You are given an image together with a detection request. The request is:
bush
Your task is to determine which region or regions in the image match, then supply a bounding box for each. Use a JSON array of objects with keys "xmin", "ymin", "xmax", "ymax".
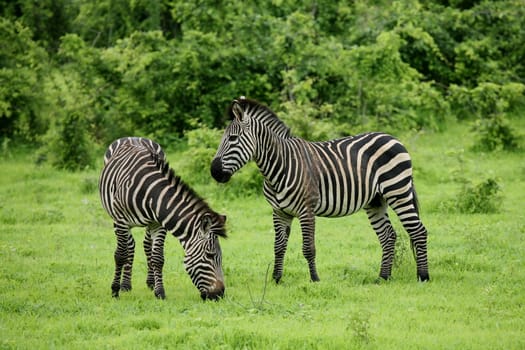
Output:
[
  {"xmin": 45, "ymin": 111, "xmax": 94, "ymax": 171},
  {"xmin": 455, "ymin": 178, "xmax": 502, "ymax": 214},
  {"xmin": 180, "ymin": 126, "xmax": 264, "ymax": 198},
  {"xmin": 177, "ymin": 126, "xmax": 223, "ymax": 184},
  {"xmin": 471, "ymin": 114, "xmax": 520, "ymax": 152}
]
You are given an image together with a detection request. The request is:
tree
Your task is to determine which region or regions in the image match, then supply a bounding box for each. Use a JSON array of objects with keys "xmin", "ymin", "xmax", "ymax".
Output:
[{"xmin": 0, "ymin": 18, "xmax": 48, "ymax": 141}]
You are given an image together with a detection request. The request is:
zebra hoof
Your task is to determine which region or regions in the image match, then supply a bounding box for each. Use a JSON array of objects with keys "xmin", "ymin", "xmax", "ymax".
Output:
[
  {"xmin": 120, "ymin": 284, "xmax": 132, "ymax": 292},
  {"xmin": 418, "ymin": 273, "xmax": 430, "ymax": 282},
  {"xmin": 111, "ymin": 282, "xmax": 120, "ymax": 297},
  {"xmin": 155, "ymin": 288, "xmax": 166, "ymax": 300},
  {"xmin": 146, "ymin": 279, "xmax": 155, "ymax": 290},
  {"xmin": 374, "ymin": 277, "xmax": 389, "ymax": 284},
  {"xmin": 310, "ymin": 274, "xmax": 320, "ymax": 282}
]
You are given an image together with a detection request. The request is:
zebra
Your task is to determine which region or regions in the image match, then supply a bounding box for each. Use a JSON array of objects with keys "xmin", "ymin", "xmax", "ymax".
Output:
[
  {"xmin": 100, "ymin": 137, "xmax": 227, "ymax": 300},
  {"xmin": 211, "ymin": 97, "xmax": 429, "ymax": 283}
]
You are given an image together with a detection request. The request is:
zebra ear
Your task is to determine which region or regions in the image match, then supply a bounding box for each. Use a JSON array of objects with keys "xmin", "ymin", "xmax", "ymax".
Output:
[
  {"xmin": 200, "ymin": 213, "xmax": 213, "ymax": 232},
  {"xmin": 232, "ymin": 99, "xmax": 248, "ymax": 123}
]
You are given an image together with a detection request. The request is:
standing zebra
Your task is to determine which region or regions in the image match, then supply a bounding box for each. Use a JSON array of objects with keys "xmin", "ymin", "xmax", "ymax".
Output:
[
  {"xmin": 100, "ymin": 137, "xmax": 227, "ymax": 300},
  {"xmin": 211, "ymin": 97, "xmax": 429, "ymax": 283}
]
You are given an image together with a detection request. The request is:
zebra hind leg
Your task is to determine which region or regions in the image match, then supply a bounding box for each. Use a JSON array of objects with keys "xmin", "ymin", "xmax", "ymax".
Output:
[
  {"xmin": 150, "ymin": 227, "xmax": 167, "ymax": 299},
  {"xmin": 365, "ymin": 202, "xmax": 397, "ymax": 281},
  {"xmin": 388, "ymin": 192, "xmax": 430, "ymax": 282},
  {"xmin": 397, "ymin": 212, "xmax": 429, "ymax": 282},
  {"xmin": 143, "ymin": 227, "xmax": 155, "ymax": 290}
]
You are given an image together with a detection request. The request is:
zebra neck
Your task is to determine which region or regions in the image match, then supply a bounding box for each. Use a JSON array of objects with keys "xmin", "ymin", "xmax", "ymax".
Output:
[{"xmin": 253, "ymin": 130, "xmax": 300, "ymax": 191}]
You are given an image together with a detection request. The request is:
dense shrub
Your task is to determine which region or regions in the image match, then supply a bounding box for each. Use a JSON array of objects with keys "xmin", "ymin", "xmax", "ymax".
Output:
[
  {"xmin": 434, "ymin": 177, "xmax": 504, "ymax": 215},
  {"xmin": 44, "ymin": 111, "xmax": 94, "ymax": 171},
  {"xmin": 455, "ymin": 178, "xmax": 503, "ymax": 214},
  {"xmin": 471, "ymin": 115, "xmax": 520, "ymax": 152}
]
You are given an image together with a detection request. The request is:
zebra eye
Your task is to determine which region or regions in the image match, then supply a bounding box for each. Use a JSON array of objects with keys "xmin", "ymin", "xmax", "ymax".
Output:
[{"xmin": 228, "ymin": 135, "xmax": 239, "ymax": 143}]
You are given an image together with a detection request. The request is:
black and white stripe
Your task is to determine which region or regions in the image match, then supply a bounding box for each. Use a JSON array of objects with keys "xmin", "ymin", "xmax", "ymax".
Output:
[
  {"xmin": 100, "ymin": 137, "xmax": 226, "ymax": 300},
  {"xmin": 211, "ymin": 98, "xmax": 429, "ymax": 283}
]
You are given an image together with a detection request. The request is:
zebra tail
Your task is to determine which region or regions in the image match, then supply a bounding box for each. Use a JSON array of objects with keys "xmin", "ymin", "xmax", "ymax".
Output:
[
  {"xmin": 410, "ymin": 177, "xmax": 420, "ymax": 260},
  {"xmin": 411, "ymin": 177, "xmax": 421, "ymax": 215}
]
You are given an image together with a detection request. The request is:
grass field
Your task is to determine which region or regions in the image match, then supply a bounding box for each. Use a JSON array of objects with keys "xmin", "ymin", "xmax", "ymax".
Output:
[{"xmin": 1, "ymin": 122, "xmax": 524, "ymax": 349}]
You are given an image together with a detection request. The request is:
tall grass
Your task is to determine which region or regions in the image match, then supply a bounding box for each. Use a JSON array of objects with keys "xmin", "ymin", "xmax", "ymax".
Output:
[{"xmin": 1, "ymin": 121, "xmax": 524, "ymax": 349}]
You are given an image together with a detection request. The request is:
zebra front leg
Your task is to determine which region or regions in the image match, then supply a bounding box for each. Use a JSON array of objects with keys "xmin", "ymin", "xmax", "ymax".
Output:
[
  {"xmin": 150, "ymin": 227, "xmax": 167, "ymax": 299},
  {"xmin": 299, "ymin": 212, "xmax": 320, "ymax": 282},
  {"xmin": 144, "ymin": 227, "xmax": 155, "ymax": 290},
  {"xmin": 112, "ymin": 224, "xmax": 133, "ymax": 297},
  {"xmin": 365, "ymin": 205, "xmax": 396, "ymax": 280},
  {"xmin": 272, "ymin": 211, "xmax": 293, "ymax": 283}
]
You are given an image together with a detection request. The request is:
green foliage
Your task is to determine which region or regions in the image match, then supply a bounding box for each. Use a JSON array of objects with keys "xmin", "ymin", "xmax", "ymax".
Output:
[
  {"xmin": 0, "ymin": 18, "xmax": 48, "ymax": 141},
  {"xmin": 471, "ymin": 114, "xmax": 520, "ymax": 152},
  {"xmin": 0, "ymin": 0, "xmax": 75, "ymax": 52},
  {"xmin": 44, "ymin": 111, "xmax": 94, "ymax": 171},
  {"xmin": 179, "ymin": 126, "xmax": 264, "ymax": 198},
  {"xmin": 448, "ymin": 82, "xmax": 523, "ymax": 151},
  {"xmin": 347, "ymin": 310, "xmax": 373, "ymax": 344},
  {"xmin": 73, "ymin": 0, "xmax": 176, "ymax": 47},
  {"xmin": 2, "ymin": 0, "xmax": 525, "ymax": 168},
  {"xmin": 455, "ymin": 178, "xmax": 503, "ymax": 214},
  {"xmin": 178, "ymin": 126, "xmax": 223, "ymax": 184},
  {"xmin": 449, "ymin": 82, "xmax": 525, "ymax": 120}
]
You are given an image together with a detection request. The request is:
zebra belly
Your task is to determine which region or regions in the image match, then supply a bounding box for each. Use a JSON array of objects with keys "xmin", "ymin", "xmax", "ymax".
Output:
[
  {"xmin": 313, "ymin": 191, "xmax": 373, "ymax": 218},
  {"xmin": 313, "ymin": 169, "xmax": 378, "ymax": 217},
  {"xmin": 263, "ymin": 182, "xmax": 374, "ymax": 218}
]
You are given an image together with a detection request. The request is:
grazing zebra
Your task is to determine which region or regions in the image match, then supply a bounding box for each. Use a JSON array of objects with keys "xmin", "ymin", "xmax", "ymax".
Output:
[
  {"xmin": 100, "ymin": 137, "xmax": 227, "ymax": 300},
  {"xmin": 211, "ymin": 97, "xmax": 429, "ymax": 283}
]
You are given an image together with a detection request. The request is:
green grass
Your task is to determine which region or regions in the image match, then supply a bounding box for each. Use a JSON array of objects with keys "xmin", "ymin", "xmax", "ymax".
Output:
[{"xmin": 1, "ymin": 122, "xmax": 524, "ymax": 349}]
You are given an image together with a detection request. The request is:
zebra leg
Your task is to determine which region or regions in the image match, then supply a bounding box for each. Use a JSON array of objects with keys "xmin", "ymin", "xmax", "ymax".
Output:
[
  {"xmin": 408, "ymin": 222, "xmax": 430, "ymax": 282},
  {"xmin": 365, "ymin": 204, "xmax": 397, "ymax": 280},
  {"xmin": 150, "ymin": 227, "xmax": 167, "ymax": 299},
  {"xmin": 143, "ymin": 227, "xmax": 155, "ymax": 290},
  {"xmin": 112, "ymin": 224, "xmax": 133, "ymax": 297},
  {"xmin": 272, "ymin": 211, "xmax": 293, "ymax": 283},
  {"xmin": 120, "ymin": 230, "xmax": 135, "ymax": 292},
  {"xmin": 299, "ymin": 212, "xmax": 320, "ymax": 282},
  {"xmin": 392, "ymin": 208, "xmax": 429, "ymax": 282},
  {"xmin": 387, "ymin": 193, "xmax": 430, "ymax": 282}
]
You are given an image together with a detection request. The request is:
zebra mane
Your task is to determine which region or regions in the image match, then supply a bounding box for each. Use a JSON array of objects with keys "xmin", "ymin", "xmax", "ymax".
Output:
[
  {"xmin": 150, "ymin": 153, "xmax": 227, "ymax": 237},
  {"xmin": 151, "ymin": 153, "xmax": 204, "ymax": 206},
  {"xmin": 229, "ymin": 97, "xmax": 292, "ymax": 138}
]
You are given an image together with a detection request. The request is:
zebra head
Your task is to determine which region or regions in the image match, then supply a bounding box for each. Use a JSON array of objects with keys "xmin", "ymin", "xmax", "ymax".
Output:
[
  {"xmin": 183, "ymin": 212, "xmax": 227, "ymax": 301},
  {"xmin": 211, "ymin": 97, "xmax": 256, "ymax": 183}
]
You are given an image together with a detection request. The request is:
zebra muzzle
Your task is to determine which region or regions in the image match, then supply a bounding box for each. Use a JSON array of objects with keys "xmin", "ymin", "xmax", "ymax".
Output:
[
  {"xmin": 210, "ymin": 158, "xmax": 232, "ymax": 183},
  {"xmin": 201, "ymin": 280, "xmax": 225, "ymax": 301}
]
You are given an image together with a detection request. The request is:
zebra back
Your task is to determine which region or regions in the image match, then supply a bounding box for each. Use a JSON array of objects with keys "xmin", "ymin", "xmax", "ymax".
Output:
[
  {"xmin": 100, "ymin": 139, "xmax": 221, "ymax": 235},
  {"xmin": 103, "ymin": 137, "xmax": 165, "ymax": 165}
]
